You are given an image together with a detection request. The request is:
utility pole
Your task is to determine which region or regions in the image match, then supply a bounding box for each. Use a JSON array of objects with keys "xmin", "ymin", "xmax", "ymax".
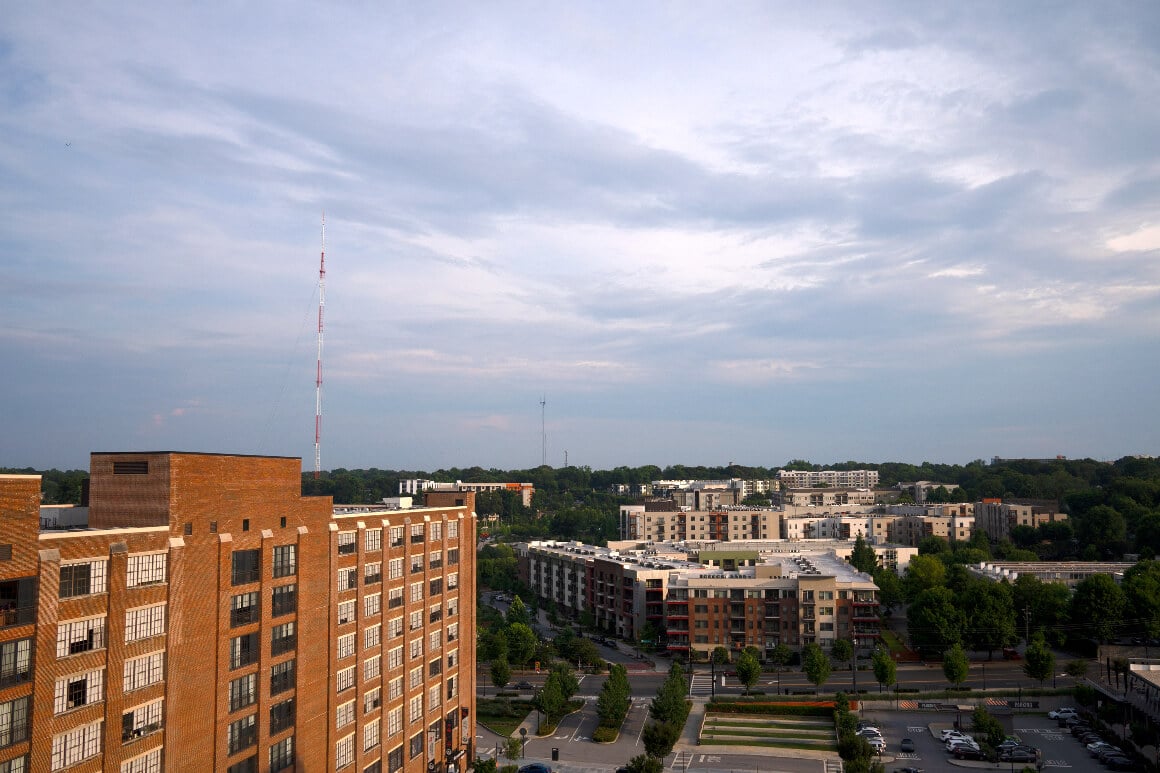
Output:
[{"xmin": 1024, "ymin": 606, "xmax": 1031, "ymax": 644}]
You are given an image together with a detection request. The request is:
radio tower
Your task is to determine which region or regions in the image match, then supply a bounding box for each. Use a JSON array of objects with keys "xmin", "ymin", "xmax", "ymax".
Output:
[
  {"xmin": 314, "ymin": 214, "xmax": 326, "ymax": 479},
  {"xmin": 540, "ymin": 396, "xmax": 547, "ymax": 467}
]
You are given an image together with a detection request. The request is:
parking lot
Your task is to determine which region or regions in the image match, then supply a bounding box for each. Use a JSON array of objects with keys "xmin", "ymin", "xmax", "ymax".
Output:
[{"xmin": 856, "ymin": 709, "xmax": 1128, "ymax": 773}]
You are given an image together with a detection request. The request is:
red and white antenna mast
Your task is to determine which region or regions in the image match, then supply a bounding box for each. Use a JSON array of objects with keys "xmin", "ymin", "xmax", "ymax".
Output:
[{"xmin": 314, "ymin": 213, "xmax": 326, "ymax": 479}]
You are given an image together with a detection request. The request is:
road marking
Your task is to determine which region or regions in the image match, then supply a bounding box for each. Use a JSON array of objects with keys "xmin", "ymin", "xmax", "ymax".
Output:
[
  {"xmin": 906, "ymin": 726, "xmax": 927, "ymax": 733},
  {"xmin": 896, "ymin": 753, "xmax": 920, "ymax": 759},
  {"xmin": 1042, "ymin": 760, "xmax": 1072, "ymax": 768}
]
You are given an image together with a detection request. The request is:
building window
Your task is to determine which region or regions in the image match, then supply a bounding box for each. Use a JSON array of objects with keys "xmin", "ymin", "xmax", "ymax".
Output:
[
  {"xmin": 339, "ymin": 567, "xmax": 358, "ymax": 591},
  {"xmin": 428, "ymin": 684, "xmax": 440, "ymax": 709},
  {"xmin": 365, "ymin": 593, "xmax": 381, "ymax": 617},
  {"xmin": 409, "ymin": 610, "xmax": 422, "ymax": 632},
  {"xmin": 366, "ymin": 529, "xmax": 382, "ymax": 552},
  {"xmin": 54, "ymin": 669, "xmax": 104, "ymax": 713},
  {"xmin": 409, "ymin": 731, "xmax": 423, "ymax": 759},
  {"xmin": 270, "ymin": 697, "xmax": 295, "ymax": 734},
  {"xmin": 126, "ymin": 554, "xmax": 167, "ymax": 587},
  {"xmin": 226, "ymin": 757, "xmax": 257, "ymax": 773},
  {"xmin": 121, "ymin": 699, "xmax": 163, "ymax": 742},
  {"xmin": 408, "ymin": 694, "xmax": 423, "ymax": 723},
  {"xmin": 59, "ymin": 560, "xmax": 107, "ymax": 598},
  {"xmin": 448, "ymin": 549, "xmax": 459, "ymax": 566},
  {"xmin": 447, "ymin": 572, "xmax": 458, "ymax": 590},
  {"xmin": 447, "ymin": 650, "xmax": 458, "ymax": 669},
  {"xmin": 389, "ymin": 527, "xmax": 404, "ymax": 548},
  {"xmin": 50, "ymin": 720, "xmax": 102, "ymax": 771},
  {"xmin": 338, "ymin": 600, "xmax": 356, "ymax": 625},
  {"xmin": 338, "ymin": 633, "xmax": 355, "ymax": 660},
  {"xmin": 388, "ymin": 588, "xmax": 403, "ymax": 610},
  {"xmin": 337, "ymin": 666, "xmax": 355, "ymax": 693},
  {"xmin": 0, "ymin": 697, "xmax": 29, "ymax": 750},
  {"xmin": 337, "ymin": 700, "xmax": 356, "ymax": 729},
  {"xmin": 123, "ymin": 651, "xmax": 164, "ymax": 692},
  {"xmin": 273, "ymin": 545, "xmax": 296, "ymax": 578},
  {"xmin": 56, "ymin": 616, "xmax": 106, "ymax": 657},
  {"xmin": 365, "ymin": 624, "xmax": 382, "ymax": 649},
  {"xmin": 409, "ymin": 582, "xmax": 423, "ymax": 603},
  {"xmin": 272, "ymin": 584, "xmax": 297, "ymax": 617},
  {"xmin": 231, "ymin": 550, "xmax": 260, "ymax": 585},
  {"xmin": 365, "ymin": 686, "xmax": 383, "ymax": 714},
  {"xmin": 429, "ymin": 631, "xmax": 441, "ymax": 652},
  {"xmin": 446, "ymin": 675, "xmax": 457, "ymax": 699},
  {"xmin": 410, "ymin": 555, "xmax": 424, "ymax": 575},
  {"xmin": 269, "ymin": 735, "xmax": 294, "ymax": 772},
  {"xmin": 231, "ymin": 592, "xmax": 260, "ymax": 627},
  {"xmin": 366, "ymin": 762, "xmax": 382, "ymax": 773},
  {"xmin": 388, "ymin": 745, "xmax": 403, "ymax": 773},
  {"xmin": 387, "ymin": 646, "xmax": 403, "ymax": 671},
  {"xmin": 388, "ymin": 676, "xmax": 402, "ymax": 700},
  {"xmin": 429, "ymin": 551, "xmax": 442, "ymax": 569},
  {"xmin": 410, "ymin": 524, "xmax": 424, "ymax": 544},
  {"xmin": 388, "ymin": 617, "xmax": 403, "ymax": 639},
  {"xmin": 125, "ymin": 604, "xmax": 166, "ymax": 642},
  {"xmin": 230, "ymin": 633, "xmax": 259, "ymax": 670},
  {"xmin": 429, "ymin": 578, "xmax": 443, "ymax": 596},
  {"xmin": 229, "ymin": 673, "xmax": 257, "ymax": 712},
  {"xmin": 338, "ymin": 532, "xmax": 357, "ymax": 555},
  {"xmin": 364, "ymin": 654, "xmax": 381, "ymax": 680},
  {"xmin": 0, "ymin": 639, "xmax": 31, "ymax": 688},
  {"xmin": 337, "ymin": 734, "xmax": 355, "ymax": 769},
  {"xmin": 428, "ymin": 657, "xmax": 442, "ymax": 678},
  {"xmin": 388, "ymin": 558, "xmax": 403, "ymax": 580},
  {"xmin": 447, "ymin": 623, "xmax": 458, "ymax": 643},
  {"xmin": 271, "ymin": 659, "xmax": 295, "ymax": 695},
  {"xmin": 121, "ymin": 748, "xmax": 162, "ymax": 773},
  {"xmin": 365, "ymin": 562, "xmax": 382, "ymax": 585},
  {"xmin": 429, "ymin": 523, "xmax": 441, "ymax": 541},
  {"xmin": 409, "ymin": 638, "xmax": 423, "ymax": 660},
  {"xmin": 227, "ymin": 714, "xmax": 257, "ymax": 755},
  {"xmin": 409, "ymin": 666, "xmax": 423, "ymax": 689},
  {"xmin": 448, "ymin": 521, "xmax": 458, "ymax": 538},
  {"xmin": 272, "ymin": 622, "xmax": 296, "ymax": 656},
  {"xmin": 429, "ymin": 604, "xmax": 442, "ymax": 624},
  {"xmin": 364, "ymin": 718, "xmax": 381, "ymax": 751}
]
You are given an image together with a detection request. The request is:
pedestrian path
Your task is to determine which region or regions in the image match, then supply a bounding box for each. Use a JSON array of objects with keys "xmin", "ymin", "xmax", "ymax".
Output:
[{"xmin": 690, "ymin": 674, "xmax": 714, "ymax": 697}]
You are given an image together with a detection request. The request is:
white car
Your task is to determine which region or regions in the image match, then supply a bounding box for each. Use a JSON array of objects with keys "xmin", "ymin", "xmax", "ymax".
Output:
[
  {"xmin": 866, "ymin": 737, "xmax": 886, "ymax": 753},
  {"xmin": 940, "ymin": 729, "xmax": 969, "ymax": 742},
  {"xmin": 857, "ymin": 727, "xmax": 883, "ymax": 737},
  {"xmin": 947, "ymin": 739, "xmax": 980, "ymax": 753},
  {"xmin": 1049, "ymin": 708, "xmax": 1078, "ymax": 720}
]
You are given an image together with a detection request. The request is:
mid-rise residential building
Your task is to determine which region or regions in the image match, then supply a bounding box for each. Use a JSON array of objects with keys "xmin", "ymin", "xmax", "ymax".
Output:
[
  {"xmin": 516, "ymin": 540, "xmax": 880, "ymax": 659},
  {"xmin": 969, "ymin": 561, "xmax": 1133, "ymax": 587},
  {"xmin": 776, "ymin": 469, "xmax": 879, "ymax": 488},
  {"xmin": 975, "ymin": 499, "xmax": 1067, "ymax": 541},
  {"xmin": 399, "ymin": 479, "xmax": 535, "ymax": 508},
  {"xmin": 619, "ymin": 507, "xmax": 780, "ymax": 542},
  {"xmin": 0, "ymin": 452, "xmax": 476, "ymax": 773}
]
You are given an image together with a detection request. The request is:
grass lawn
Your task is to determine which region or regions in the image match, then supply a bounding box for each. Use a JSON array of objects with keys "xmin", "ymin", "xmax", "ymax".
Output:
[
  {"xmin": 703, "ymin": 726, "xmax": 834, "ymax": 740},
  {"xmin": 700, "ymin": 739, "xmax": 839, "ymax": 751},
  {"xmin": 880, "ymin": 629, "xmax": 908, "ymax": 656},
  {"xmin": 477, "ymin": 698, "xmax": 534, "ymax": 737}
]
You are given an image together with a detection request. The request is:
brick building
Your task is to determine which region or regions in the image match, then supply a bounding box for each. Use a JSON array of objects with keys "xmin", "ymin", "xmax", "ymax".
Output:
[{"xmin": 0, "ymin": 452, "xmax": 476, "ymax": 773}]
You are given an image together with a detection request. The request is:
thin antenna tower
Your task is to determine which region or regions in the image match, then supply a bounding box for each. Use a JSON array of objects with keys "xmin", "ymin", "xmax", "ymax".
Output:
[
  {"xmin": 540, "ymin": 396, "xmax": 547, "ymax": 467},
  {"xmin": 314, "ymin": 213, "xmax": 326, "ymax": 479}
]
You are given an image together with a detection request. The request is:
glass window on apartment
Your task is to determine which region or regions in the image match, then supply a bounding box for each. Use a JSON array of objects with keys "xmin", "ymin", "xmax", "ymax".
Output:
[
  {"xmin": 339, "ymin": 567, "xmax": 358, "ymax": 592},
  {"xmin": 364, "ymin": 718, "xmax": 381, "ymax": 752},
  {"xmin": 410, "ymin": 555, "xmax": 423, "ymax": 575},
  {"xmin": 337, "ymin": 734, "xmax": 355, "ymax": 769},
  {"xmin": 365, "ymin": 593, "xmax": 381, "ymax": 617},
  {"xmin": 338, "ymin": 600, "xmax": 356, "ymax": 626},
  {"xmin": 337, "ymin": 633, "xmax": 355, "ymax": 660},
  {"xmin": 271, "ymin": 659, "xmax": 295, "ymax": 695},
  {"xmin": 227, "ymin": 714, "xmax": 257, "ymax": 755},
  {"xmin": 338, "ymin": 532, "xmax": 357, "ymax": 555},
  {"xmin": 429, "ymin": 522, "xmax": 442, "ymax": 541},
  {"xmin": 447, "ymin": 573, "xmax": 458, "ymax": 590},
  {"xmin": 447, "ymin": 521, "xmax": 458, "ymax": 539},
  {"xmin": 429, "ymin": 578, "xmax": 443, "ymax": 596},
  {"xmin": 53, "ymin": 669, "xmax": 104, "ymax": 714},
  {"xmin": 230, "ymin": 632, "xmax": 259, "ymax": 670},
  {"xmin": 121, "ymin": 748, "xmax": 162, "ymax": 773},
  {"xmin": 389, "ymin": 745, "xmax": 404, "ymax": 773},
  {"xmin": 56, "ymin": 617, "xmax": 106, "ymax": 657},
  {"xmin": 409, "ymin": 666, "xmax": 423, "ymax": 690},
  {"xmin": 123, "ymin": 651, "xmax": 164, "ymax": 692},
  {"xmin": 428, "ymin": 684, "xmax": 440, "ymax": 710},
  {"xmin": 387, "ymin": 647, "xmax": 403, "ymax": 671},
  {"xmin": 365, "ymin": 624, "xmax": 382, "ymax": 649},
  {"xmin": 389, "ymin": 527, "xmax": 404, "ymax": 548},
  {"xmin": 231, "ymin": 592, "xmax": 260, "ymax": 627},
  {"xmin": 428, "ymin": 631, "xmax": 441, "ymax": 652},
  {"xmin": 364, "ymin": 654, "xmax": 381, "ymax": 680},
  {"xmin": 409, "ymin": 638, "xmax": 422, "ymax": 660},
  {"xmin": 410, "ymin": 524, "xmax": 424, "ymax": 544},
  {"xmin": 446, "ymin": 674, "xmax": 457, "ymax": 700},
  {"xmin": 50, "ymin": 719, "xmax": 101, "ymax": 771},
  {"xmin": 231, "ymin": 550, "xmax": 260, "ymax": 585},
  {"xmin": 337, "ymin": 700, "xmax": 355, "ymax": 729},
  {"xmin": 388, "ymin": 558, "xmax": 403, "ymax": 580},
  {"xmin": 270, "ymin": 697, "xmax": 295, "ymax": 734},
  {"xmin": 365, "ymin": 562, "xmax": 382, "ymax": 585},
  {"xmin": 448, "ymin": 548, "xmax": 459, "ymax": 566},
  {"xmin": 272, "ymin": 584, "xmax": 297, "ymax": 617},
  {"xmin": 0, "ymin": 639, "xmax": 31, "ymax": 689},
  {"xmin": 409, "ymin": 610, "xmax": 422, "ymax": 631},
  {"xmin": 429, "ymin": 551, "xmax": 442, "ymax": 569},
  {"xmin": 125, "ymin": 605, "xmax": 166, "ymax": 643},
  {"xmin": 229, "ymin": 673, "xmax": 257, "ymax": 712},
  {"xmin": 59, "ymin": 560, "xmax": 107, "ymax": 598},
  {"xmin": 269, "ymin": 735, "xmax": 294, "ymax": 772},
  {"xmin": 126, "ymin": 553, "xmax": 167, "ymax": 587},
  {"xmin": 388, "ymin": 675, "xmax": 402, "ymax": 700},
  {"xmin": 388, "ymin": 617, "xmax": 403, "ymax": 639},
  {"xmin": 364, "ymin": 686, "xmax": 382, "ymax": 714},
  {"xmin": 272, "ymin": 545, "xmax": 296, "ymax": 578},
  {"xmin": 272, "ymin": 623, "xmax": 296, "ymax": 656},
  {"xmin": 365, "ymin": 529, "xmax": 382, "ymax": 552},
  {"xmin": 447, "ymin": 650, "xmax": 457, "ymax": 669},
  {"xmin": 409, "ymin": 582, "xmax": 423, "ymax": 603},
  {"xmin": 121, "ymin": 699, "xmax": 163, "ymax": 742},
  {"xmin": 337, "ymin": 666, "xmax": 355, "ymax": 693}
]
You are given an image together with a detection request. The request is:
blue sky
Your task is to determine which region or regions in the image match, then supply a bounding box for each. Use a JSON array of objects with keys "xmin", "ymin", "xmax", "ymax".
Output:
[{"xmin": 2, "ymin": 3, "xmax": 1158, "ymax": 472}]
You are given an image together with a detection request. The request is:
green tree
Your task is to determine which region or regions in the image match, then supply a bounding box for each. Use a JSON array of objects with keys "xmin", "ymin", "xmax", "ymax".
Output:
[
  {"xmin": 649, "ymin": 664, "xmax": 689, "ymax": 725},
  {"xmin": 504, "ymin": 623, "xmax": 538, "ymax": 666},
  {"xmin": 971, "ymin": 705, "xmax": 1005, "ymax": 748},
  {"xmin": 1023, "ymin": 632, "xmax": 1055, "ymax": 687},
  {"xmin": 506, "ymin": 596, "xmax": 532, "ymax": 628},
  {"xmin": 942, "ymin": 643, "xmax": 969, "ymax": 688},
  {"xmin": 641, "ymin": 721, "xmax": 680, "ymax": 758},
  {"xmin": 475, "ymin": 758, "xmax": 498, "ymax": 773},
  {"xmin": 479, "ymin": 629, "xmax": 509, "ymax": 662},
  {"xmin": 802, "ymin": 643, "xmax": 831, "ymax": 691},
  {"xmin": 831, "ymin": 638, "xmax": 855, "ymax": 692},
  {"xmin": 533, "ymin": 676, "xmax": 566, "ymax": 726},
  {"xmin": 917, "ymin": 536, "xmax": 949, "ymax": 555},
  {"xmin": 849, "ymin": 535, "xmax": 878, "ymax": 574},
  {"xmin": 596, "ymin": 664, "xmax": 631, "ymax": 728},
  {"xmin": 1070, "ymin": 574, "xmax": 1127, "ymax": 642},
  {"xmin": 907, "ymin": 587, "xmax": 964, "ymax": 657},
  {"xmin": 548, "ymin": 662, "xmax": 579, "ymax": 701},
  {"xmin": 1076, "ymin": 504, "xmax": 1127, "ymax": 555},
  {"xmin": 1065, "ymin": 659, "xmax": 1089, "ymax": 682},
  {"xmin": 711, "ymin": 646, "xmax": 730, "ymax": 666},
  {"xmin": 769, "ymin": 643, "xmax": 792, "ymax": 695},
  {"xmin": 504, "ymin": 737, "xmax": 523, "ymax": 761},
  {"xmin": 735, "ymin": 650, "xmax": 761, "ymax": 696},
  {"xmin": 871, "ymin": 567, "xmax": 903, "ymax": 611},
  {"xmin": 573, "ymin": 638, "xmax": 602, "ymax": 667},
  {"xmin": 872, "ymin": 647, "xmax": 897, "ymax": 694},
  {"xmin": 961, "ymin": 580, "xmax": 1016, "ymax": 658},
  {"xmin": 490, "ymin": 658, "xmax": 511, "ymax": 692},
  {"xmin": 1122, "ymin": 560, "xmax": 1160, "ymax": 640},
  {"xmin": 626, "ymin": 754, "xmax": 663, "ymax": 773},
  {"xmin": 903, "ymin": 555, "xmax": 947, "ymax": 601}
]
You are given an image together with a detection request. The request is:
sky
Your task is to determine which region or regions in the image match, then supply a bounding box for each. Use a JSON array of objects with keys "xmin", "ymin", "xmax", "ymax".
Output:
[{"xmin": 2, "ymin": 3, "xmax": 1159, "ymax": 473}]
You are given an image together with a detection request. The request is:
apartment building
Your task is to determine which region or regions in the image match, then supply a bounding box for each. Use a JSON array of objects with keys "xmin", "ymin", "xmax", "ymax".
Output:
[
  {"xmin": 398, "ymin": 480, "xmax": 534, "ymax": 508},
  {"xmin": 778, "ymin": 488, "xmax": 879, "ymax": 508},
  {"xmin": 618, "ymin": 507, "xmax": 780, "ymax": 542},
  {"xmin": 975, "ymin": 499, "xmax": 1067, "ymax": 541},
  {"xmin": 0, "ymin": 452, "xmax": 476, "ymax": 773},
  {"xmin": 516, "ymin": 541, "xmax": 880, "ymax": 659},
  {"xmin": 776, "ymin": 470, "xmax": 879, "ymax": 488}
]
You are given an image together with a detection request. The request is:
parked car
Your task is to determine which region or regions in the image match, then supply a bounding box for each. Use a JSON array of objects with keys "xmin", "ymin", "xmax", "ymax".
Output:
[
  {"xmin": 1000, "ymin": 749, "xmax": 1038, "ymax": 763},
  {"xmin": 866, "ymin": 737, "xmax": 886, "ymax": 754},
  {"xmin": 1104, "ymin": 755, "xmax": 1135, "ymax": 770},
  {"xmin": 1079, "ymin": 732, "xmax": 1103, "ymax": 745},
  {"xmin": 900, "ymin": 739, "xmax": 915, "ymax": 753},
  {"xmin": 1049, "ymin": 707, "xmax": 1078, "ymax": 720},
  {"xmin": 1089, "ymin": 742, "xmax": 1118, "ymax": 756},
  {"xmin": 941, "ymin": 729, "xmax": 969, "ymax": 741},
  {"xmin": 1098, "ymin": 748, "xmax": 1127, "ymax": 763},
  {"xmin": 519, "ymin": 765, "xmax": 552, "ymax": 773},
  {"xmin": 894, "ymin": 768, "xmax": 924, "ymax": 773},
  {"xmin": 857, "ymin": 727, "xmax": 883, "ymax": 737},
  {"xmin": 947, "ymin": 740, "xmax": 980, "ymax": 754},
  {"xmin": 515, "ymin": 681, "xmax": 534, "ymax": 691},
  {"xmin": 953, "ymin": 747, "xmax": 985, "ymax": 761}
]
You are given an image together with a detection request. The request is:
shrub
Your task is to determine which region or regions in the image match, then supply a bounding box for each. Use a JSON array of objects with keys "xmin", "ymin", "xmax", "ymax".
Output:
[{"xmin": 592, "ymin": 726, "xmax": 618, "ymax": 743}]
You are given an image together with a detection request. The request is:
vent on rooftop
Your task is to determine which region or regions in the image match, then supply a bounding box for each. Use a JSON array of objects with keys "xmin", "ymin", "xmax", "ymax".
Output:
[{"xmin": 113, "ymin": 461, "xmax": 149, "ymax": 475}]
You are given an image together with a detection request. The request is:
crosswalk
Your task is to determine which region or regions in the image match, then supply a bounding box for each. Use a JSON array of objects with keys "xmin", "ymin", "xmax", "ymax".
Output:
[
  {"xmin": 823, "ymin": 758, "xmax": 844, "ymax": 773},
  {"xmin": 671, "ymin": 751, "xmax": 693, "ymax": 771},
  {"xmin": 689, "ymin": 674, "xmax": 714, "ymax": 696}
]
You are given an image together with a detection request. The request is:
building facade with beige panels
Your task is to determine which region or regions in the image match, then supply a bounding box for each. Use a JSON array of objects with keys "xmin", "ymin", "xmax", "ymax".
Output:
[
  {"xmin": 0, "ymin": 452, "xmax": 476, "ymax": 773},
  {"xmin": 618, "ymin": 508, "xmax": 780, "ymax": 542}
]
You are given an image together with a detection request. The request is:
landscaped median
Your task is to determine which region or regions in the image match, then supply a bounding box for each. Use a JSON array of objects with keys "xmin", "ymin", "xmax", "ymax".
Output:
[{"xmin": 700, "ymin": 701, "xmax": 840, "ymax": 752}]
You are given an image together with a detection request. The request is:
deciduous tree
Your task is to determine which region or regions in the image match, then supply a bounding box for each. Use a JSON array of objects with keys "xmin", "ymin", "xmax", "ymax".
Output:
[
  {"xmin": 1023, "ymin": 632, "xmax": 1055, "ymax": 687},
  {"xmin": 802, "ymin": 643, "xmax": 831, "ymax": 691},
  {"xmin": 736, "ymin": 650, "xmax": 761, "ymax": 696},
  {"xmin": 942, "ymin": 643, "xmax": 969, "ymax": 688}
]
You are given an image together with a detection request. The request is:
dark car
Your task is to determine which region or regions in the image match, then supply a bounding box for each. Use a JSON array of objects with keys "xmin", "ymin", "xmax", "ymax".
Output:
[
  {"xmin": 1000, "ymin": 749, "xmax": 1037, "ymax": 763},
  {"xmin": 953, "ymin": 747, "xmax": 985, "ymax": 760},
  {"xmin": 1104, "ymin": 756, "xmax": 1135, "ymax": 771},
  {"xmin": 894, "ymin": 768, "xmax": 924, "ymax": 773},
  {"xmin": 1071, "ymin": 724, "xmax": 1094, "ymax": 737},
  {"xmin": 900, "ymin": 739, "xmax": 915, "ymax": 753},
  {"xmin": 1079, "ymin": 733, "xmax": 1103, "ymax": 745},
  {"xmin": 1097, "ymin": 748, "xmax": 1127, "ymax": 764},
  {"xmin": 515, "ymin": 681, "xmax": 534, "ymax": 691},
  {"xmin": 519, "ymin": 765, "xmax": 551, "ymax": 773}
]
